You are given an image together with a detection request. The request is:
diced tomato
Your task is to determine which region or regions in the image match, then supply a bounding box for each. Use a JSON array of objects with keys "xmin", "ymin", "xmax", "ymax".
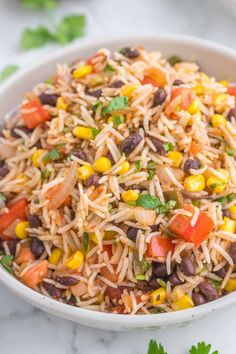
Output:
[
  {"xmin": 20, "ymin": 260, "xmax": 48, "ymax": 288},
  {"xmin": 146, "ymin": 236, "xmax": 174, "ymax": 259},
  {"xmin": 190, "ymin": 141, "xmax": 203, "ymax": 156},
  {"xmin": 142, "ymin": 67, "xmax": 167, "ymax": 88},
  {"xmin": 105, "ymin": 286, "xmax": 123, "ymax": 303},
  {"xmin": 170, "ymin": 87, "xmax": 193, "ymax": 110},
  {"xmin": 170, "ymin": 205, "xmax": 214, "ymax": 247},
  {"xmin": 15, "ymin": 246, "xmax": 35, "ymax": 265},
  {"xmin": 21, "ymin": 100, "xmax": 50, "ymax": 129},
  {"xmin": 0, "ymin": 199, "xmax": 28, "ymax": 239},
  {"xmin": 227, "ymin": 86, "xmax": 236, "ymax": 97},
  {"xmin": 102, "ymin": 244, "xmax": 113, "ymax": 258},
  {"xmin": 111, "ymin": 305, "xmax": 125, "ymax": 314}
]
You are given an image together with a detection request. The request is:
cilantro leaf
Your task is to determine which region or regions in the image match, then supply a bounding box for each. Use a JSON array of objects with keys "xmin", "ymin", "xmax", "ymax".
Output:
[
  {"xmin": 136, "ymin": 274, "xmax": 146, "ymax": 280},
  {"xmin": 55, "ymin": 15, "xmax": 86, "ymax": 44},
  {"xmin": 104, "ymin": 63, "xmax": 116, "ymax": 73},
  {"xmin": 163, "ymin": 142, "xmax": 173, "ymax": 152},
  {"xmin": 216, "ymin": 193, "xmax": 235, "ymax": 206},
  {"xmin": 102, "ymin": 96, "xmax": 129, "ymax": 115},
  {"xmin": 189, "ymin": 342, "xmax": 219, "ymax": 354},
  {"xmin": 168, "ymin": 55, "xmax": 182, "ymax": 66},
  {"xmin": 20, "ymin": 0, "xmax": 58, "ymax": 10},
  {"xmin": 156, "ymin": 200, "xmax": 176, "ymax": 214},
  {"xmin": 149, "ymin": 169, "xmax": 155, "ymax": 180},
  {"xmin": 137, "ymin": 194, "xmax": 162, "ymax": 209},
  {"xmin": 21, "ymin": 26, "xmax": 54, "ymax": 50},
  {"xmin": 92, "ymin": 128, "xmax": 100, "ymax": 138},
  {"xmin": 192, "ymin": 200, "xmax": 201, "ymax": 207},
  {"xmin": 41, "ymin": 169, "xmax": 51, "ymax": 180},
  {"xmin": 211, "ymin": 280, "xmax": 222, "ymax": 289},
  {"xmin": 134, "ymin": 160, "xmax": 141, "ymax": 172},
  {"xmin": 82, "ymin": 233, "xmax": 89, "ymax": 252},
  {"xmin": 147, "ymin": 161, "xmax": 156, "ymax": 170},
  {"xmin": 113, "ymin": 115, "xmax": 124, "ymax": 126},
  {"xmin": 0, "ymin": 65, "xmax": 19, "ymax": 82},
  {"xmin": 43, "ymin": 148, "xmax": 61, "ymax": 162},
  {"xmin": 139, "ymin": 259, "xmax": 150, "ymax": 272},
  {"xmin": 0, "ymin": 255, "xmax": 14, "ymax": 274},
  {"xmin": 148, "ymin": 340, "xmax": 167, "ymax": 354}
]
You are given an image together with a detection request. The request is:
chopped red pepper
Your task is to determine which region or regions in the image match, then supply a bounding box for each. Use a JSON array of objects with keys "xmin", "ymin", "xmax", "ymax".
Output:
[
  {"xmin": 146, "ymin": 236, "xmax": 174, "ymax": 259},
  {"xmin": 170, "ymin": 205, "xmax": 214, "ymax": 247},
  {"xmin": 102, "ymin": 244, "xmax": 113, "ymax": 258},
  {"xmin": 0, "ymin": 198, "xmax": 28, "ymax": 239},
  {"xmin": 170, "ymin": 87, "xmax": 193, "ymax": 110},
  {"xmin": 227, "ymin": 86, "xmax": 236, "ymax": 97},
  {"xmin": 21, "ymin": 100, "xmax": 50, "ymax": 129},
  {"xmin": 142, "ymin": 67, "xmax": 167, "ymax": 88}
]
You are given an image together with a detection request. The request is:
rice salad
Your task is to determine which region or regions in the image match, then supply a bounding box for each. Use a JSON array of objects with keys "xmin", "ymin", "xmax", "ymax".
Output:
[{"xmin": 1, "ymin": 46, "xmax": 236, "ymax": 315}]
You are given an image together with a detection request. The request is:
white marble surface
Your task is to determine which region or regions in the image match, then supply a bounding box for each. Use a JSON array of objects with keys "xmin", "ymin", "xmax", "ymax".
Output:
[{"xmin": 1, "ymin": 0, "xmax": 236, "ymax": 353}]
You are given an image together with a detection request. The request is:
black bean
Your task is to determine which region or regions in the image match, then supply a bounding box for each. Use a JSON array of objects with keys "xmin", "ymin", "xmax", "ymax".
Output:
[
  {"xmin": 227, "ymin": 108, "xmax": 236, "ymax": 122},
  {"xmin": 66, "ymin": 295, "xmax": 77, "ymax": 306},
  {"xmin": 85, "ymin": 174, "xmax": 100, "ymax": 188},
  {"xmin": 121, "ymin": 133, "xmax": 142, "ymax": 155},
  {"xmin": 7, "ymin": 239, "xmax": 19, "ymax": 256},
  {"xmin": 222, "ymin": 210, "xmax": 230, "ymax": 218},
  {"xmin": 84, "ymin": 87, "xmax": 102, "ymax": 98},
  {"xmin": 39, "ymin": 93, "xmax": 59, "ymax": 107},
  {"xmin": 28, "ymin": 214, "xmax": 42, "ymax": 228},
  {"xmin": 0, "ymin": 166, "xmax": 9, "ymax": 179},
  {"xmin": 34, "ymin": 140, "xmax": 42, "ymax": 149},
  {"xmin": 199, "ymin": 281, "xmax": 218, "ymax": 301},
  {"xmin": 10, "ymin": 125, "xmax": 32, "ymax": 138},
  {"xmin": 0, "ymin": 160, "xmax": 4, "ymax": 167},
  {"xmin": 153, "ymin": 88, "xmax": 167, "ymax": 107},
  {"xmin": 43, "ymin": 282, "xmax": 63, "ymax": 299},
  {"xmin": 168, "ymin": 272, "xmax": 183, "ymax": 286},
  {"xmin": 136, "ymin": 280, "xmax": 159, "ymax": 292},
  {"xmin": 180, "ymin": 256, "xmax": 196, "ymax": 276},
  {"xmin": 229, "ymin": 242, "xmax": 236, "ymax": 264},
  {"xmin": 120, "ymin": 47, "xmax": 140, "ymax": 59},
  {"xmin": 215, "ymin": 265, "xmax": 228, "ymax": 279},
  {"xmin": 130, "ymin": 184, "xmax": 147, "ymax": 192},
  {"xmin": 70, "ymin": 149, "xmax": 88, "ymax": 161},
  {"xmin": 173, "ymin": 79, "xmax": 184, "ymax": 86},
  {"xmin": 30, "ymin": 238, "xmax": 45, "ymax": 259},
  {"xmin": 183, "ymin": 158, "xmax": 201, "ymax": 174},
  {"xmin": 150, "ymin": 224, "xmax": 160, "ymax": 232},
  {"xmin": 152, "ymin": 262, "xmax": 168, "ymax": 278},
  {"xmin": 149, "ymin": 136, "xmax": 166, "ymax": 155},
  {"xmin": 105, "ymin": 286, "xmax": 123, "ymax": 303},
  {"xmin": 106, "ymin": 152, "xmax": 115, "ymax": 164},
  {"xmin": 55, "ymin": 276, "xmax": 79, "ymax": 286},
  {"xmin": 109, "ymin": 80, "xmax": 124, "ymax": 88},
  {"xmin": 192, "ymin": 292, "xmax": 206, "ymax": 306},
  {"xmin": 127, "ymin": 227, "xmax": 139, "ymax": 241},
  {"xmin": 0, "ymin": 240, "xmax": 3, "ymax": 251}
]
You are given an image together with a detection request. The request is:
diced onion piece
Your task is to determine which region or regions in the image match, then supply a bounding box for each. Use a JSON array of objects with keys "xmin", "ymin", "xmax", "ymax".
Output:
[{"xmin": 134, "ymin": 207, "xmax": 156, "ymax": 226}]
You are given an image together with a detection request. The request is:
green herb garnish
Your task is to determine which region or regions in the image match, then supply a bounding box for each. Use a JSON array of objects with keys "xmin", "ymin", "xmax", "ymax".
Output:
[
  {"xmin": 136, "ymin": 274, "xmax": 146, "ymax": 281},
  {"xmin": 168, "ymin": 55, "xmax": 182, "ymax": 66},
  {"xmin": 0, "ymin": 65, "xmax": 19, "ymax": 82},
  {"xmin": 147, "ymin": 161, "xmax": 156, "ymax": 170},
  {"xmin": 134, "ymin": 160, "xmax": 141, "ymax": 172},
  {"xmin": 163, "ymin": 142, "xmax": 173, "ymax": 152},
  {"xmin": 92, "ymin": 127, "xmax": 100, "ymax": 138},
  {"xmin": 157, "ymin": 279, "xmax": 167, "ymax": 288},
  {"xmin": 102, "ymin": 96, "xmax": 129, "ymax": 115},
  {"xmin": 148, "ymin": 340, "xmax": 167, "ymax": 354},
  {"xmin": 0, "ymin": 194, "xmax": 6, "ymax": 202},
  {"xmin": 192, "ymin": 200, "xmax": 201, "ymax": 207},
  {"xmin": 45, "ymin": 77, "xmax": 55, "ymax": 85},
  {"xmin": 21, "ymin": 26, "xmax": 54, "ymax": 50},
  {"xmin": 211, "ymin": 280, "xmax": 222, "ymax": 289},
  {"xmin": 216, "ymin": 193, "xmax": 235, "ymax": 205},
  {"xmin": 103, "ymin": 63, "xmax": 116, "ymax": 73},
  {"xmin": 20, "ymin": 0, "xmax": 58, "ymax": 10},
  {"xmin": 43, "ymin": 148, "xmax": 61, "ymax": 162},
  {"xmin": 148, "ymin": 169, "xmax": 155, "ymax": 180},
  {"xmin": 139, "ymin": 259, "xmax": 150, "ymax": 273},
  {"xmin": 136, "ymin": 194, "xmax": 162, "ymax": 209},
  {"xmin": 41, "ymin": 169, "xmax": 51, "ymax": 180},
  {"xmin": 82, "ymin": 233, "xmax": 89, "ymax": 252},
  {"xmin": 155, "ymin": 200, "xmax": 176, "ymax": 214},
  {"xmin": 113, "ymin": 115, "xmax": 124, "ymax": 126},
  {"xmin": 210, "ymin": 182, "xmax": 225, "ymax": 190},
  {"xmin": 92, "ymin": 101, "xmax": 103, "ymax": 113},
  {"xmin": 119, "ymin": 48, "xmax": 126, "ymax": 55},
  {"xmin": 189, "ymin": 342, "xmax": 219, "ymax": 354},
  {"xmin": 0, "ymin": 255, "xmax": 13, "ymax": 274}
]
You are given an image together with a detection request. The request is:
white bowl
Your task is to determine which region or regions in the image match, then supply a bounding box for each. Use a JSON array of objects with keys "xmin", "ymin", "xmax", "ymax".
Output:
[{"xmin": 1, "ymin": 35, "xmax": 236, "ymax": 331}]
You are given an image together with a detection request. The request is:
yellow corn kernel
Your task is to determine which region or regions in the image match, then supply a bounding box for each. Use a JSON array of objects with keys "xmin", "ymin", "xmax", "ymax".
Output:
[
  {"xmin": 187, "ymin": 100, "xmax": 200, "ymax": 115},
  {"xmin": 93, "ymin": 157, "xmax": 112, "ymax": 173},
  {"xmin": 206, "ymin": 169, "xmax": 229, "ymax": 193},
  {"xmin": 66, "ymin": 250, "xmax": 84, "ymax": 270},
  {"xmin": 89, "ymin": 232, "xmax": 105, "ymax": 244},
  {"xmin": 73, "ymin": 65, "xmax": 93, "ymax": 79},
  {"xmin": 120, "ymin": 84, "xmax": 138, "ymax": 98},
  {"xmin": 107, "ymin": 116, "xmax": 113, "ymax": 124},
  {"xmin": 167, "ymin": 151, "xmax": 183, "ymax": 168},
  {"xmin": 73, "ymin": 126, "xmax": 93, "ymax": 140},
  {"xmin": 104, "ymin": 231, "xmax": 117, "ymax": 240},
  {"xmin": 229, "ymin": 205, "xmax": 236, "ymax": 221},
  {"xmin": 193, "ymin": 84, "xmax": 205, "ymax": 95},
  {"xmin": 118, "ymin": 160, "xmax": 130, "ymax": 175},
  {"xmin": 171, "ymin": 295, "xmax": 194, "ymax": 311},
  {"xmin": 32, "ymin": 149, "xmax": 47, "ymax": 167},
  {"xmin": 56, "ymin": 97, "xmax": 68, "ymax": 111},
  {"xmin": 95, "ymin": 292, "xmax": 105, "ymax": 304},
  {"xmin": 220, "ymin": 217, "xmax": 236, "ymax": 233},
  {"xmin": 214, "ymin": 93, "xmax": 228, "ymax": 106},
  {"xmin": 16, "ymin": 173, "xmax": 29, "ymax": 184},
  {"xmin": 150, "ymin": 288, "xmax": 167, "ymax": 306},
  {"xmin": 211, "ymin": 114, "xmax": 227, "ymax": 128},
  {"xmin": 225, "ymin": 278, "xmax": 236, "ymax": 292},
  {"xmin": 121, "ymin": 190, "xmax": 139, "ymax": 203},
  {"xmin": 77, "ymin": 165, "xmax": 94, "ymax": 181},
  {"xmin": 170, "ymin": 286, "xmax": 185, "ymax": 302},
  {"xmin": 184, "ymin": 174, "xmax": 205, "ymax": 192},
  {"xmin": 15, "ymin": 221, "xmax": 29, "ymax": 239},
  {"xmin": 219, "ymin": 80, "xmax": 229, "ymax": 87},
  {"xmin": 49, "ymin": 248, "xmax": 62, "ymax": 265}
]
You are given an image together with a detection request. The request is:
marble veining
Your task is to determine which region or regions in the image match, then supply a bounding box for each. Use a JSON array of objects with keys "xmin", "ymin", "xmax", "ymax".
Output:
[{"xmin": 1, "ymin": 0, "xmax": 236, "ymax": 353}]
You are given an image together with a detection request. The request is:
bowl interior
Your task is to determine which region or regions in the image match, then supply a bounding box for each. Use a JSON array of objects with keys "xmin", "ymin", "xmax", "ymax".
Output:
[{"xmin": 1, "ymin": 35, "xmax": 236, "ymax": 330}]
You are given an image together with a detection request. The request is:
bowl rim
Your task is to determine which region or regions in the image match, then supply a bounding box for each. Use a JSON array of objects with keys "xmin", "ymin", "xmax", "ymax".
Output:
[{"xmin": 1, "ymin": 34, "xmax": 236, "ymax": 327}]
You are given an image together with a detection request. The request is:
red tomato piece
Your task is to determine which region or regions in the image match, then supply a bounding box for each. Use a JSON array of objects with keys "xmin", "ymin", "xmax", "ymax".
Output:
[
  {"xmin": 146, "ymin": 236, "xmax": 174, "ymax": 259},
  {"xmin": 21, "ymin": 100, "xmax": 50, "ymax": 129},
  {"xmin": 142, "ymin": 67, "xmax": 167, "ymax": 88},
  {"xmin": 0, "ymin": 199, "xmax": 28, "ymax": 239},
  {"xmin": 227, "ymin": 86, "xmax": 236, "ymax": 97},
  {"xmin": 171, "ymin": 87, "xmax": 193, "ymax": 110}
]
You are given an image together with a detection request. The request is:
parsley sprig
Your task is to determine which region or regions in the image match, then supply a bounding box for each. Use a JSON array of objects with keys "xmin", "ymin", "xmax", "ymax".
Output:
[
  {"xmin": 135, "ymin": 193, "xmax": 176, "ymax": 214},
  {"xmin": 147, "ymin": 340, "xmax": 219, "ymax": 354},
  {"xmin": 0, "ymin": 255, "xmax": 14, "ymax": 274}
]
